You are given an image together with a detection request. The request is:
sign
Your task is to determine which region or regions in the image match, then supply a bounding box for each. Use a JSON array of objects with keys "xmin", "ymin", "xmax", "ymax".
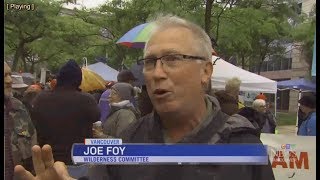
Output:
[
  {"xmin": 72, "ymin": 140, "xmax": 268, "ymax": 165},
  {"xmin": 260, "ymin": 133, "xmax": 316, "ymax": 180}
]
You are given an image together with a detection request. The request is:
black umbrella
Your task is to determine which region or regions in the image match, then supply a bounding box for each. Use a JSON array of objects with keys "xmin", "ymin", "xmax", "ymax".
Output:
[{"xmin": 130, "ymin": 63, "xmax": 144, "ymax": 87}]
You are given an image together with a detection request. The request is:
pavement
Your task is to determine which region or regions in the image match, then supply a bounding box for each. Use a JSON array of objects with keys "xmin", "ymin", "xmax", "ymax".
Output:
[{"xmin": 276, "ymin": 125, "xmax": 296, "ymax": 135}]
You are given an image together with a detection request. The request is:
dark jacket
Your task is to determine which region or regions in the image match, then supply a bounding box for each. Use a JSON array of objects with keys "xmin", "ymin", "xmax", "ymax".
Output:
[
  {"xmin": 238, "ymin": 107, "xmax": 266, "ymax": 137},
  {"xmin": 213, "ymin": 90, "xmax": 239, "ymax": 115},
  {"xmin": 85, "ymin": 96, "xmax": 274, "ymax": 180},
  {"xmin": 32, "ymin": 88, "xmax": 100, "ymax": 165},
  {"xmin": 238, "ymin": 107, "xmax": 277, "ymax": 135},
  {"xmin": 262, "ymin": 110, "xmax": 277, "ymax": 134}
]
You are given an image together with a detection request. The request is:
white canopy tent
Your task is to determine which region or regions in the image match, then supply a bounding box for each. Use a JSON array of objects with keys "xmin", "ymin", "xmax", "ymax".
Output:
[
  {"xmin": 87, "ymin": 62, "xmax": 119, "ymax": 81},
  {"xmin": 211, "ymin": 56, "xmax": 277, "ymax": 93},
  {"xmin": 211, "ymin": 56, "xmax": 278, "ymax": 115}
]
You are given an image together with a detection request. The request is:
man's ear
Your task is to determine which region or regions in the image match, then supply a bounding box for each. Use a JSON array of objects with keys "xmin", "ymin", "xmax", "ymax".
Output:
[{"xmin": 201, "ymin": 61, "xmax": 213, "ymax": 84}]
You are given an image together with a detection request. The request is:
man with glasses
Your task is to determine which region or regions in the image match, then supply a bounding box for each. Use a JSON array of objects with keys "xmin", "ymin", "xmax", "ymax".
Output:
[{"xmin": 14, "ymin": 15, "xmax": 274, "ymax": 180}]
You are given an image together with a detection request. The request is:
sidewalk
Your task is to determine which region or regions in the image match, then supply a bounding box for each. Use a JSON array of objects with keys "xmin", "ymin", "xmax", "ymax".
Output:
[{"xmin": 276, "ymin": 125, "xmax": 296, "ymax": 135}]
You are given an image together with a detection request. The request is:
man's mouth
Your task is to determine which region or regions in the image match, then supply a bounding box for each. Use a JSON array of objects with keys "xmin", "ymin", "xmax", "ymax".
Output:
[{"xmin": 153, "ymin": 89, "xmax": 171, "ymax": 98}]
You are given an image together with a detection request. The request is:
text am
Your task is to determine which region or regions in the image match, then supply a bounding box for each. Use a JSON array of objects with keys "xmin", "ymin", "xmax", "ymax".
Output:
[{"xmin": 271, "ymin": 151, "xmax": 309, "ymax": 169}]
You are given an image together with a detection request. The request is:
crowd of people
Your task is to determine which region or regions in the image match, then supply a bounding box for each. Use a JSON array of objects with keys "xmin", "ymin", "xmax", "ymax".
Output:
[{"xmin": 4, "ymin": 14, "xmax": 316, "ymax": 180}]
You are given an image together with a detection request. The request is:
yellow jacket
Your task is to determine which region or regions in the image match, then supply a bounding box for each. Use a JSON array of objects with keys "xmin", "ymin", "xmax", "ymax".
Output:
[{"xmin": 238, "ymin": 102, "xmax": 245, "ymax": 109}]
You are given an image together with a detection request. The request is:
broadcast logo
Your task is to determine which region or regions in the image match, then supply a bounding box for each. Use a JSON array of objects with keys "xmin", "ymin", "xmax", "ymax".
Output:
[{"xmin": 280, "ymin": 144, "xmax": 296, "ymax": 151}]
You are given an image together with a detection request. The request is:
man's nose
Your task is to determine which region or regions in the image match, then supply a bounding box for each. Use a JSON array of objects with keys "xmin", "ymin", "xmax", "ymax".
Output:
[{"xmin": 152, "ymin": 60, "xmax": 167, "ymax": 79}]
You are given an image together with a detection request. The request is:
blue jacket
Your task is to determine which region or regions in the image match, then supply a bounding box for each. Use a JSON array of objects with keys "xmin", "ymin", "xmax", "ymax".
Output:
[{"xmin": 298, "ymin": 112, "xmax": 316, "ymax": 136}]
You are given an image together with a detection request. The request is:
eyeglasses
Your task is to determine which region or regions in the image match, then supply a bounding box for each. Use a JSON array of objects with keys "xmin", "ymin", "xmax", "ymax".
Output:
[{"xmin": 137, "ymin": 54, "xmax": 207, "ymax": 71}]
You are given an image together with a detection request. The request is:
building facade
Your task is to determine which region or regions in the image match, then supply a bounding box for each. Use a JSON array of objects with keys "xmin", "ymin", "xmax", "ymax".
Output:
[{"xmin": 256, "ymin": 0, "xmax": 316, "ymax": 113}]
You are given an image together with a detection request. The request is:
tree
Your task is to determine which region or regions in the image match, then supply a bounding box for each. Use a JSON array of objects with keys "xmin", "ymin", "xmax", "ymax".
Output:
[
  {"xmin": 291, "ymin": 4, "xmax": 316, "ymax": 68},
  {"xmin": 4, "ymin": 0, "xmax": 62, "ymax": 71},
  {"xmin": 5, "ymin": 0, "xmax": 109, "ymax": 72},
  {"xmin": 29, "ymin": 14, "xmax": 108, "ymax": 71},
  {"xmin": 216, "ymin": 0, "xmax": 298, "ymax": 73}
]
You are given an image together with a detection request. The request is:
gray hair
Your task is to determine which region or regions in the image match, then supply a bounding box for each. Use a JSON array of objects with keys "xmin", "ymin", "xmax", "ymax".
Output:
[
  {"xmin": 225, "ymin": 77, "xmax": 241, "ymax": 93},
  {"xmin": 252, "ymin": 99, "xmax": 266, "ymax": 111},
  {"xmin": 144, "ymin": 14, "xmax": 212, "ymax": 61}
]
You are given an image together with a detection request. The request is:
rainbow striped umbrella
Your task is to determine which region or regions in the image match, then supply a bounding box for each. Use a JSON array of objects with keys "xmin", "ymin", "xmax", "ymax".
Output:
[{"xmin": 116, "ymin": 23, "xmax": 154, "ymax": 48}]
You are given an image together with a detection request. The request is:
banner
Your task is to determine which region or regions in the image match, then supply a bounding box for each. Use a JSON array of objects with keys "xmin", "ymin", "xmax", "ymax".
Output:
[
  {"xmin": 260, "ymin": 133, "xmax": 316, "ymax": 180},
  {"xmin": 72, "ymin": 140, "xmax": 268, "ymax": 165}
]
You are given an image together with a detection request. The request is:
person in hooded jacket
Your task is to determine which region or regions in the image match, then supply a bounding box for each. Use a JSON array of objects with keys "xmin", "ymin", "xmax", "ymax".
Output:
[
  {"xmin": 238, "ymin": 106, "xmax": 267, "ymax": 137},
  {"xmin": 213, "ymin": 77, "xmax": 241, "ymax": 115},
  {"xmin": 94, "ymin": 82, "xmax": 139, "ymax": 138},
  {"xmin": 251, "ymin": 99, "xmax": 276, "ymax": 134},
  {"xmin": 30, "ymin": 60, "xmax": 100, "ymax": 165}
]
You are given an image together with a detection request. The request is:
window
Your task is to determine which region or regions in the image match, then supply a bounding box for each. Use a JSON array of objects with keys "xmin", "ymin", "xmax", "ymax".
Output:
[
  {"xmin": 288, "ymin": 58, "xmax": 292, "ymax": 69},
  {"xmin": 277, "ymin": 90, "xmax": 290, "ymax": 111},
  {"xmin": 276, "ymin": 78, "xmax": 291, "ymax": 111},
  {"xmin": 297, "ymin": 3, "xmax": 302, "ymax": 15},
  {"xmin": 267, "ymin": 61, "xmax": 274, "ymax": 71},
  {"xmin": 261, "ymin": 61, "xmax": 268, "ymax": 72},
  {"xmin": 250, "ymin": 57, "xmax": 292, "ymax": 72},
  {"xmin": 274, "ymin": 60, "xmax": 281, "ymax": 71},
  {"xmin": 281, "ymin": 58, "xmax": 291, "ymax": 70}
]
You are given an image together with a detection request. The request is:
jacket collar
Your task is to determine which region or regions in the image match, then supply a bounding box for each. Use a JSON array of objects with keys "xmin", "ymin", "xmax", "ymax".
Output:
[
  {"xmin": 147, "ymin": 95, "xmax": 256, "ymax": 143},
  {"xmin": 148, "ymin": 95, "xmax": 225, "ymax": 143}
]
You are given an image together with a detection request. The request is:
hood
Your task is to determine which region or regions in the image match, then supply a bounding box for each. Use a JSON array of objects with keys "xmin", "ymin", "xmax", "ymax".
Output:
[
  {"xmin": 56, "ymin": 59, "xmax": 82, "ymax": 89},
  {"xmin": 214, "ymin": 90, "xmax": 237, "ymax": 103},
  {"xmin": 109, "ymin": 100, "xmax": 138, "ymax": 117},
  {"xmin": 238, "ymin": 107, "xmax": 266, "ymax": 130},
  {"xmin": 207, "ymin": 95, "xmax": 258, "ymax": 134}
]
